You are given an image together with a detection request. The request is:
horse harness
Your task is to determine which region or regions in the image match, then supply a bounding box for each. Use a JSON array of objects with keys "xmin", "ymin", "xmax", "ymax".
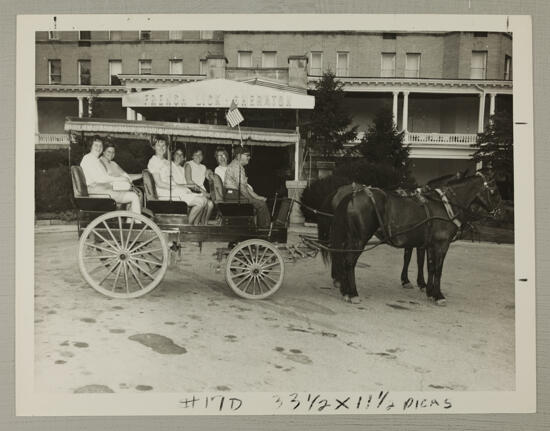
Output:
[{"xmin": 355, "ymin": 182, "xmax": 464, "ymax": 247}]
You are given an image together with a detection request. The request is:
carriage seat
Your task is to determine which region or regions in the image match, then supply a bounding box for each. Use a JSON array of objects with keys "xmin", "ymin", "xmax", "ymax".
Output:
[
  {"xmin": 142, "ymin": 169, "xmax": 189, "ymax": 215},
  {"xmin": 207, "ymin": 173, "xmax": 255, "ymax": 218},
  {"xmin": 70, "ymin": 166, "xmax": 118, "ymax": 212}
]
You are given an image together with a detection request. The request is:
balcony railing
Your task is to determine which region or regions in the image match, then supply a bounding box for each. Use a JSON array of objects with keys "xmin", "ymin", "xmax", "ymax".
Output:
[
  {"xmin": 35, "ymin": 133, "xmax": 70, "ymax": 149},
  {"xmin": 226, "ymin": 67, "xmax": 289, "ymax": 82},
  {"xmin": 405, "ymin": 132, "xmax": 477, "ymax": 145}
]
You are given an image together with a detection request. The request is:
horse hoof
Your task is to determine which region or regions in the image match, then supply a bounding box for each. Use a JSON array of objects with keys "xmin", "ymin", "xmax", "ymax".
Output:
[
  {"xmin": 435, "ymin": 299, "xmax": 447, "ymax": 306},
  {"xmin": 402, "ymin": 282, "xmax": 414, "ymax": 289},
  {"xmin": 342, "ymin": 295, "xmax": 351, "ymax": 303},
  {"xmin": 350, "ymin": 296, "xmax": 361, "ymax": 304}
]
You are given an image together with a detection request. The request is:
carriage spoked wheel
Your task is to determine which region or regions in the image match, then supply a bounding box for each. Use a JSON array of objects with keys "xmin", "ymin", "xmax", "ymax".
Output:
[
  {"xmin": 78, "ymin": 210, "xmax": 169, "ymax": 299},
  {"xmin": 225, "ymin": 239, "xmax": 285, "ymax": 300}
]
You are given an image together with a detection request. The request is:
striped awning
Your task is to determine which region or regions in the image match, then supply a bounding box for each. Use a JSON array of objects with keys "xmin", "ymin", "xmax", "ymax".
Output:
[{"xmin": 64, "ymin": 117, "xmax": 299, "ymax": 147}]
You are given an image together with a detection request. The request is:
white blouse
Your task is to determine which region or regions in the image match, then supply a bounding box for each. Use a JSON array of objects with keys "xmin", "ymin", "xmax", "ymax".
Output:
[
  {"xmin": 214, "ymin": 165, "xmax": 227, "ymax": 183},
  {"xmin": 186, "ymin": 160, "xmax": 207, "ymax": 190},
  {"xmin": 80, "ymin": 153, "xmax": 118, "ymax": 186}
]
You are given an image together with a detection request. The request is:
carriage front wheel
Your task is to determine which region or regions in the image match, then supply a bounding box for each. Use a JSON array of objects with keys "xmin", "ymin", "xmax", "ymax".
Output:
[
  {"xmin": 225, "ymin": 239, "xmax": 285, "ymax": 299},
  {"xmin": 78, "ymin": 210, "xmax": 169, "ymax": 299}
]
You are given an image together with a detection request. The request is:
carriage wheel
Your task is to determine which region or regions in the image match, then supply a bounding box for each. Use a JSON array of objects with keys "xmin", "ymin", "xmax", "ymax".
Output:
[
  {"xmin": 78, "ymin": 210, "xmax": 169, "ymax": 299},
  {"xmin": 225, "ymin": 239, "xmax": 285, "ymax": 299}
]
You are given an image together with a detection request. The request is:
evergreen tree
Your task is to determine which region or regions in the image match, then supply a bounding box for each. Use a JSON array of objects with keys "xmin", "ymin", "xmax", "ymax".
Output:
[
  {"xmin": 471, "ymin": 109, "xmax": 514, "ymax": 200},
  {"xmin": 303, "ymin": 71, "xmax": 358, "ymax": 156},
  {"xmin": 357, "ymin": 108, "xmax": 411, "ymax": 183}
]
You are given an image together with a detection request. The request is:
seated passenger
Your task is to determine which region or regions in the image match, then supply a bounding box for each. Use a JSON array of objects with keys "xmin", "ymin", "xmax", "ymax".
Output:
[
  {"xmin": 224, "ymin": 146, "xmax": 271, "ymax": 229},
  {"xmin": 147, "ymin": 136, "xmax": 207, "ymax": 225},
  {"xmin": 80, "ymin": 135, "xmax": 141, "ymax": 215},
  {"xmin": 183, "ymin": 148, "xmax": 214, "ymax": 224},
  {"xmin": 214, "ymin": 147, "xmax": 229, "ymax": 183},
  {"xmin": 100, "ymin": 142, "xmax": 143, "ymax": 203}
]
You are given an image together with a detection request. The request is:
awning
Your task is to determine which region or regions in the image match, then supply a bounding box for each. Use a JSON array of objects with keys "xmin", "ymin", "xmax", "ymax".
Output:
[
  {"xmin": 64, "ymin": 117, "xmax": 299, "ymax": 147},
  {"xmin": 122, "ymin": 78, "xmax": 315, "ymax": 110}
]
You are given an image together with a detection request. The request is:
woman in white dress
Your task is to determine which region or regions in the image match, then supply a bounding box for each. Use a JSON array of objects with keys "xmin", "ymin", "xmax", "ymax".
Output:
[
  {"xmin": 183, "ymin": 148, "xmax": 214, "ymax": 224},
  {"xmin": 80, "ymin": 136, "xmax": 141, "ymax": 215},
  {"xmin": 147, "ymin": 137, "xmax": 207, "ymax": 225}
]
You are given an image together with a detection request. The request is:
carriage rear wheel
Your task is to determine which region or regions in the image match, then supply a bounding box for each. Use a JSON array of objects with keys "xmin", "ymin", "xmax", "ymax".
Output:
[
  {"xmin": 225, "ymin": 239, "xmax": 285, "ymax": 299},
  {"xmin": 78, "ymin": 210, "xmax": 169, "ymax": 299}
]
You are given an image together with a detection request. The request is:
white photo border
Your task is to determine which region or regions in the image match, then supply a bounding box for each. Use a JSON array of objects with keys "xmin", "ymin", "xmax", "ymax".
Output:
[{"xmin": 16, "ymin": 13, "xmax": 535, "ymax": 416}]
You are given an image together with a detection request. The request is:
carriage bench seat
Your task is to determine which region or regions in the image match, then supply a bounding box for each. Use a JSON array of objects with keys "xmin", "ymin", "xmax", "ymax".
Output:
[
  {"xmin": 142, "ymin": 169, "xmax": 189, "ymax": 219},
  {"xmin": 208, "ymin": 174, "xmax": 255, "ymax": 226},
  {"xmin": 71, "ymin": 166, "xmax": 119, "ymax": 212}
]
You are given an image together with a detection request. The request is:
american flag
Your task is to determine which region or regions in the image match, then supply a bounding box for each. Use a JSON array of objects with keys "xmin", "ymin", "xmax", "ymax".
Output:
[{"xmin": 225, "ymin": 99, "xmax": 244, "ymax": 128}]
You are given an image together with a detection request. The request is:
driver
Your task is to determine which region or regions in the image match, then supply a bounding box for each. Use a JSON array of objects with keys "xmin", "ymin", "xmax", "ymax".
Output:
[{"xmin": 224, "ymin": 146, "xmax": 271, "ymax": 229}]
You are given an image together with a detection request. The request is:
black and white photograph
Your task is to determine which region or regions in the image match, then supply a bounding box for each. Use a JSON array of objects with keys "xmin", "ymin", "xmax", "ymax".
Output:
[{"xmin": 16, "ymin": 14, "xmax": 535, "ymax": 416}]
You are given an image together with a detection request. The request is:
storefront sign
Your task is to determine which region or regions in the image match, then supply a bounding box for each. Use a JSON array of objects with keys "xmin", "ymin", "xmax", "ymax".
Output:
[{"xmin": 123, "ymin": 78, "xmax": 314, "ymax": 110}]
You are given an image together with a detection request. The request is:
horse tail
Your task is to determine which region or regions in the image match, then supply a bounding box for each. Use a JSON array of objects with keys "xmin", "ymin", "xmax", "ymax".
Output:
[
  {"xmin": 318, "ymin": 192, "xmax": 336, "ymax": 265},
  {"xmin": 329, "ymin": 192, "xmax": 355, "ymax": 254}
]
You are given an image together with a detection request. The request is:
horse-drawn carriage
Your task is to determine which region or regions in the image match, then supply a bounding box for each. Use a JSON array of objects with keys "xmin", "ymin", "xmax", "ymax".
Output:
[{"xmin": 66, "ymin": 117, "xmax": 306, "ymax": 300}]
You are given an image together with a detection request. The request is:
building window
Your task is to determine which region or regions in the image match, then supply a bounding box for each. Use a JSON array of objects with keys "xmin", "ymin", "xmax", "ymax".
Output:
[
  {"xmin": 169, "ymin": 31, "xmax": 183, "ymax": 40},
  {"xmin": 238, "ymin": 51, "xmax": 252, "ymax": 68},
  {"xmin": 109, "ymin": 31, "xmax": 122, "ymax": 41},
  {"xmin": 109, "ymin": 60, "xmax": 122, "ymax": 85},
  {"xmin": 474, "ymin": 32, "xmax": 488, "ymax": 38},
  {"xmin": 471, "ymin": 51, "xmax": 487, "ymax": 79},
  {"xmin": 199, "ymin": 31, "xmax": 214, "ymax": 39},
  {"xmin": 78, "ymin": 60, "xmax": 91, "ymax": 85},
  {"xmin": 336, "ymin": 52, "xmax": 349, "ymax": 77},
  {"xmin": 383, "ymin": 33, "xmax": 397, "ymax": 39},
  {"xmin": 309, "ymin": 51, "xmax": 323, "ymax": 76},
  {"xmin": 169, "ymin": 59, "xmax": 183, "ymax": 75},
  {"xmin": 405, "ymin": 53, "xmax": 421, "ymax": 78},
  {"xmin": 199, "ymin": 59, "xmax": 207, "ymax": 75},
  {"xmin": 262, "ymin": 51, "xmax": 277, "ymax": 68},
  {"xmin": 79, "ymin": 31, "xmax": 91, "ymax": 40},
  {"xmin": 139, "ymin": 59, "xmax": 152, "ymax": 75},
  {"xmin": 139, "ymin": 30, "xmax": 152, "ymax": 41},
  {"xmin": 381, "ymin": 52, "xmax": 396, "ymax": 77},
  {"xmin": 504, "ymin": 55, "xmax": 512, "ymax": 80},
  {"xmin": 48, "ymin": 31, "xmax": 59, "ymax": 40},
  {"xmin": 48, "ymin": 60, "xmax": 61, "ymax": 84}
]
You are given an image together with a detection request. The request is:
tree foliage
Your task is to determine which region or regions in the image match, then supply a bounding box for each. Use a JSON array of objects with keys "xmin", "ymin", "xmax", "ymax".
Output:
[
  {"xmin": 303, "ymin": 71, "xmax": 358, "ymax": 156},
  {"xmin": 357, "ymin": 108, "xmax": 409, "ymax": 169},
  {"xmin": 471, "ymin": 109, "xmax": 514, "ymax": 200}
]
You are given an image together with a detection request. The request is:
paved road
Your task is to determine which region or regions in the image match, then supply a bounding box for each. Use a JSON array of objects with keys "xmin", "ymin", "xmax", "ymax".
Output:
[{"xmin": 34, "ymin": 230, "xmax": 515, "ymax": 394}]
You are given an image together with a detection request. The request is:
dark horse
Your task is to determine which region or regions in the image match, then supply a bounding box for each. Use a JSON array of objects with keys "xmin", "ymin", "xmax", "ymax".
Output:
[
  {"xmin": 327, "ymin": 171, "xmax": 500, "ymax": 305},
  {"xmin": 317, "ymin": 172, "xmax": 469, "ymax": 291}
]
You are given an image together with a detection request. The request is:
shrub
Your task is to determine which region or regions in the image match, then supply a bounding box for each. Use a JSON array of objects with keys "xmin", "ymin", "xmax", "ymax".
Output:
[{"xmin": 35, "ymin": 165, "xmax": 73, "ymax": 213}]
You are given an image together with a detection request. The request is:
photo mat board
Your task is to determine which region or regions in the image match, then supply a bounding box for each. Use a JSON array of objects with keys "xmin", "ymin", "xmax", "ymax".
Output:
[{"xmin": 16, "ymin": 13, "xmax": 535, "ymax": 416}]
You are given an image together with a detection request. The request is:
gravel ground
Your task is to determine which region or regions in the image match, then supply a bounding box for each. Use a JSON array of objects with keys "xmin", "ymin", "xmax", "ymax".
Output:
[{"xmin": 34, "ymin": 230, "xmax": 515, "ymax": 394}]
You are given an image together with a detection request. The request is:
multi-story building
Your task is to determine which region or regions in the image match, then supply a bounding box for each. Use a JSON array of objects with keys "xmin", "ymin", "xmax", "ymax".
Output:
[{"xmin": 35, "ymin": 30, "xmax": 513, "ymax": 185}]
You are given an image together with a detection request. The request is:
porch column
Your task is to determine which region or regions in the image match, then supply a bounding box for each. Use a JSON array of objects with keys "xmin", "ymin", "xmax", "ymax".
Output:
[
  {"xmin": 478, "ymin": 92, "xmax": 486, "ymax": 133},
  {"xmin": 489, "ymin": 93, "xmax": 496, "ymax": 116},
  {"xmin": 126, "ymin": 107, "xmax": 136, "ymax": 121},
  {"xmin": 402, "ymin": 91, "xmax": 409, "ymax": 131},
  {"xmin": 35, "ymin": 97, "xmax": 39, "ymax": 133},
  {"xmin": 77, "ymin": 96, "xmax": 84, "ymax": 118},
  {"xmin": 392, "ymin": 91, "xmax": 399, "ymax": 126}
]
